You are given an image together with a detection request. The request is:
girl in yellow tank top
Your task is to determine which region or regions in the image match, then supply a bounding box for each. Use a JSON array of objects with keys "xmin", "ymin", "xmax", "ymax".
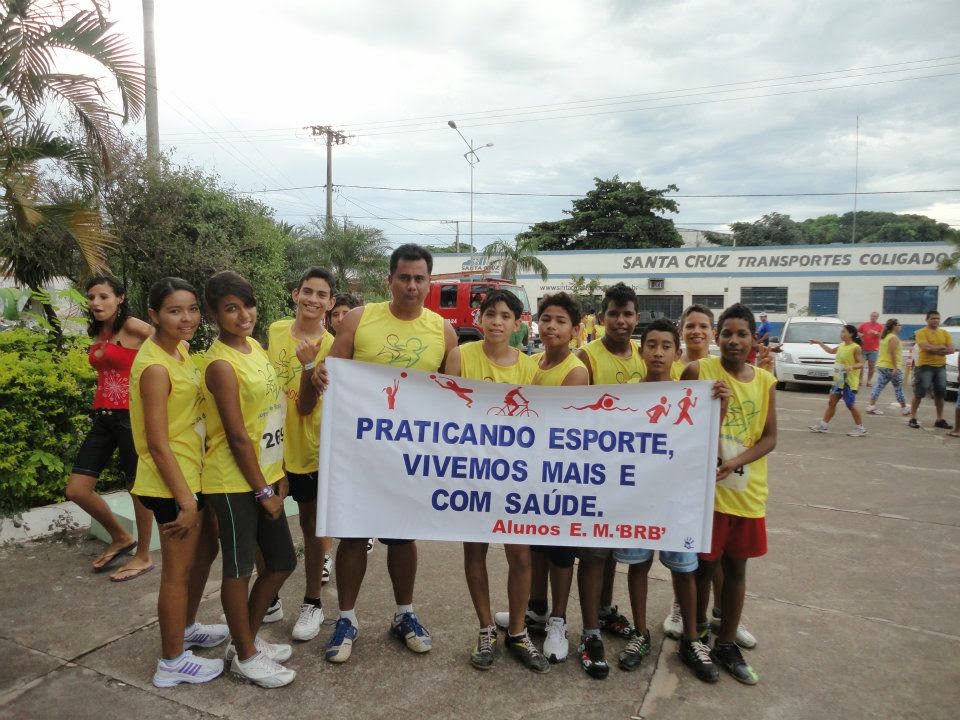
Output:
[
  {"xmin": 867, "ymin": 318, "xmax": 908, "ymax": 415},
  {"xmin": 809, "ymin": 324, "xmax": 867, "ymax": 436},
  {"xmin": 130, "ymin": 278, "xmax": 226, "ymax": 685}
]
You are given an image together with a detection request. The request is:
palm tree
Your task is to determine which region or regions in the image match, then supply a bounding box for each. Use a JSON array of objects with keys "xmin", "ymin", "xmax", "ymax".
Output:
[
  {"xmin": 1, "ymin": 0, "xmax": 145, "ymax": 334},
  {"xmin": 938, "ymin": 245, "xmax": 960, "ymax": 291},
  {"xmin": 482, "ymin": 235, "xmax": 549, "ymax": 283},
  {"xmin": 311, "ymin": 219, "xmax": 391, "ymax": 297}
]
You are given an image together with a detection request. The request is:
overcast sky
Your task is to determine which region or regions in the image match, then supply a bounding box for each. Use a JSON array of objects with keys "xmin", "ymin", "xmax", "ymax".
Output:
[{"xmin": 108, "ymin": 0, "xmax": 960, "ymax": 248}]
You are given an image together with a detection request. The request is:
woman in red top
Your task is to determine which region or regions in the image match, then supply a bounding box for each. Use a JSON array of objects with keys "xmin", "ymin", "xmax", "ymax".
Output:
[{"xmin": 65, "ymin": 275, "xmax": 155, "ymax": 580}]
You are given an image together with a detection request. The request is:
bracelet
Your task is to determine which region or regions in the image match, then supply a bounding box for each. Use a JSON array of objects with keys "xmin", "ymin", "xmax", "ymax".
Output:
[
  {"xmin": 254, "ymin": 485, "xmax": 275, "ymax": 502},
  {"xmin": 303, "ymin": 361, "xmax": 317, "ymax": 371}
]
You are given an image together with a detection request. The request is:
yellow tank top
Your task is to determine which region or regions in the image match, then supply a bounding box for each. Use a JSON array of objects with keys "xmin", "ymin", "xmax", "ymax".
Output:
[
  {"xmin": 583, "ymin": 315, "xmax": 596, "ymax": 333},
  {"xmin": 267, "ymin": 318, "xmax": 335, "ymax": 474},
  {"xmin": 459, "ymin": 341, "xmax": 538, "ymax": 384},
  {"xmin": 835, "ymin": 342, "xmax": 861, "ymax": 391},
  {"xmin": 671, "ymin": 360, "xmax": 684, "ymax": 380},
  {"xmin": 876, "ymin": 334, "xmax": 902, "ymax": 371},
  {"xmin": 130, "ymin": 339, "xmax": 205, "ymax": 498},
  {"xmin": 201, "ymin": 338, "xmax": 285, "ymax": 493},
  {"xmin": 354, "ymin": 302, "xmax": 446, "ymax": 371},
  {"xmin": 595, "ymin": 324, "xmax": 606, "ymax": 340},
  {"xmin": 532, "ymin": 351, "xmax": 587, "ymax": 386},
  {"xmin": 581, "ymin": 339, "xmax": 646, "ymax": 384},
  {"xmin": 698, "ymin": 356, "xmax": 776, "ymax": 519}
]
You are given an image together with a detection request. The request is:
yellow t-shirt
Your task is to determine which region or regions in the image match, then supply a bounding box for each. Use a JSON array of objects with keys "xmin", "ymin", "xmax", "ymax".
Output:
[
  {"xmin": 595, "ymin": 324, "xmax": 606, "ymax": 340},
  {"xmin": 532, "ymin": 351, "xmax": 587, "ymax": 386},
  {"xmin": 835, "ymin": 342, "xmax": 861, "ymax": 391},
  {"xmin": 581, "ymin": 338, "xmax": 646, "ymax": 384},
  {"xmin": 267, "ymin": 318, "xmax": 335, "ymax": 474},
  {"xmin": 459, "ymin": 341, "xmax": 538, "ymax": 384},
  {"xmin": 671, "ymin": 360, "xmax": 684, "ymax": 381},
  {"xmin": 354, "ymin": 302, "xmax": 446, "ymax": 371},
  {"xmin": 201, "ymin": 338, "xmax": 285, "ymax": 494},
  {"xmin": 876, "ymin": 334, "xmax": 902, "ymax": 371},
  {"xmin": 914, "ymin": 327, "xmax": 952, "ymax": 368},
  {"xmin": 698, "ymin": 356, "xmax": 776, "ymax": 519},
  {"xmin": 583, "ymin": 314, "xmax": 596, "ymax": 334},
  {"xmin": 130, "ymin": 339, "xmax": 205, "ymax": 498}
]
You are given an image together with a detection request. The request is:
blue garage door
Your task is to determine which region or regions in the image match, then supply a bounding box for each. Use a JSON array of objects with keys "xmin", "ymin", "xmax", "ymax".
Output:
[{"xmin": 809, "ymin": 282, "xmax": 839, "ymax": 316}]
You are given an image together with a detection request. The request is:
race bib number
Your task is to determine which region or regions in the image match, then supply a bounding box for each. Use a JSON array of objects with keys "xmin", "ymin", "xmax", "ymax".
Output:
[
  {"xmin": 717, "ymin": 437, "xmax": 750, "ymax": 491},
  {"xmin": 260, "ymin": 407, "xmax": 284, "ymax": 467}
]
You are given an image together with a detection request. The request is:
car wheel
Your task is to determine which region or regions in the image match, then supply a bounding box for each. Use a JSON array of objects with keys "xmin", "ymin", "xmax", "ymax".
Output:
[{"xmin": 776, "ymin": 381, "xmax": 786, "ymax": 391}]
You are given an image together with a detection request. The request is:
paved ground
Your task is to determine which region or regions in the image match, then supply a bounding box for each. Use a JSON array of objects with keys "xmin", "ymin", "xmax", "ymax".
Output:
[{"xmin": 1, "ymin": 387, "xmax": 958, "ymax": 720}]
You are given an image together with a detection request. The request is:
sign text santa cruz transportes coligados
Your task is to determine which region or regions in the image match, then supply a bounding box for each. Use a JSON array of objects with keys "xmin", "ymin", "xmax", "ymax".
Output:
[{"xmin": 317, "ymin": 358, "xmax": 721, "ymax": 552}]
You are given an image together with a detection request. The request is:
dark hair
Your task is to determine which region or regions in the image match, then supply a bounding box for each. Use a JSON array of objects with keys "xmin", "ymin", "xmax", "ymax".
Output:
[
  {"xmin": 680, "ymin": 304, "xmax": 715, "ymax": 326},
  {"xmin": 926, "ymin": 309, "xmax": 940, "ymax": 319},
  {"xmin": 148, "ymin": 277, "xmax": 199, "ymax": 312},
  {"xmin": 641, "ymin": 318, "xmax": 680, "ymax": 349},
  {"xmin": 843, "ymin": 324, "xmax": 862, "ymax": 346},
  {"xmin": 390, "ymin": 243, "xmax": 433, "ymax": 275},
  {"xmin": 881, "ymin": 318, "xmax": 899, "ymax": 339},
  {"xmin": 298, "ymin": 266, "xmax": 336, "ymax": 293},
  {"xmin": 331, "ymin": 292, "xmax": 362, "ymax": 311},
  {"xmin": 480, "ymin": 289, "xmax": 523, "ymax": 319},
  {"xmin": 84, "ymin": 273, "xmax": 130, "ymax": 338},
  {"xmin": 717, "ymin": 303, "xmax": 756, "ymax": 334},
  {"xmin": 537, "ymin": 292, "xmax": 582, "ymax": 326},
  {"xmin": 204, "ymin": 271, "xmax": 256, "ymax": 315},
  {"xmin": 600, "ymin": 282, "xmax": 638, "ymax": 315}
]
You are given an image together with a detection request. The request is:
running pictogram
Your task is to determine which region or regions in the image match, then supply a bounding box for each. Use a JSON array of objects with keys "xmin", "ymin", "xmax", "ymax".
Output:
[
  {"xmin": 674, "ymin": 387, "xmax": 697, "ymax": 425},
  {"xmin": 646, "ymin": 396, "xmax": 672, "ymax": 423}
]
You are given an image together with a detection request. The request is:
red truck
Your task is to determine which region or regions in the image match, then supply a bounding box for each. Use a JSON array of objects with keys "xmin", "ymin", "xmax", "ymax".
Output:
[{"xmin": 425, "ymin": 275, "xmax": 533, "ymax": 344}]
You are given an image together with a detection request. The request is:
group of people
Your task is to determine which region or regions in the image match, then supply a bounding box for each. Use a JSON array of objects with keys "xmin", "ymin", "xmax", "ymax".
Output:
[
  {"xmin": 65, "ymin": 243, "xmax": 780, "ymax": 691},
  {"xmin": 808, "ymin": 310, "xmax": 957, "ymax": 437}
]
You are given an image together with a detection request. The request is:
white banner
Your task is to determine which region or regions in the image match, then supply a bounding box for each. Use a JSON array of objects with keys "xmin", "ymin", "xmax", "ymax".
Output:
[{"xmin": 318, "ymin": 358, "xmax": 719, "ymax": 552}]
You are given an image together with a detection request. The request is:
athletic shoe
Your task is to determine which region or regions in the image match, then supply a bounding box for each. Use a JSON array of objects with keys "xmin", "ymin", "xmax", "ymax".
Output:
[
  {"xmin": 152, "ymin": 650, "xmax": 223, "ymax": 688},
  {"xmin": 808, "ymin": 422, "xmax": 829, "ymax": 433},
  {"xmin": 324, "ymin": 617, "xmax": 358, "ymax": 663},
  {"xmin": 292, "ymin": 603, "xmax": 324, "ymax": 642},
  {"xmin": 578, "ymin": 635, "xmax": 610, "ymax": 679},
  {"xmin": 493, "ymin": 608, "xmax": 548, "ymax": 635},
  {"xmin": 470, "ymin": 626, "xmax": 497, "ymax": 670},
  {"xmin": 225, "ymin": 636, "xmax": 293, "ymax": 665},
  {"xmin": 934, "ymin": 419, "xmax": 954, "ymax": 429},
  {"xmin": 900, "ymin": 406, "xmax": 911, "ymax": 416},
  {"xmin": 230, "ymin": 652, "xmax": 296, "ymax": 688},
  {"xmin": 865, "ymin": 405, "xmax": 882, "ymax": 415},
  {"xmin": 711, "ymin": 641, "xmax": 759, "ymax": 685},
  {"xmin": 679, "ymin": 637, "xmax": 719, "ymax": 683},
  {"xmin": 391, "ymin": 612, "xmax": 432, "ymax": 653},
  {"xmin": 618, "ymin": 628, "xmax": 651, "ymax": 671},
  {"xmin": 662, "ymin": 601, "xmax": 683, "ymax": 640},
  {"xmin": 543, "ymin": 617, "xmax": 569, "ymax": 663},
  {"xmin": 598, "ymin": 605, "xmax": 634, "ymax": 638},
  {"xmin": 263, "ymin": 598, "xmax": 283, "ymax": 623},
  {"xmin": 322, "ymin": 554, "xmax": 332, "ymax": 584},
  {"xmin": 908, "ymin": 418, "xmax": 920, "ymax": 428},
  {"xmin": 710, "ymin": 608, "xmax": 757, "ymax": 649},
  {"xmin": 183, "ymin": 622, "xmax": 229, "ymax": 649},
  {"xmin": 847, "ymin": 426, "xmax": 868, "ymax": 437},
  {"xmin": 366, "ymin": 539, "xmax": 374, "ymax": 553},
  {"xmin": 506, "ymin": 630, "xmax": 550, "ymax": 673}
]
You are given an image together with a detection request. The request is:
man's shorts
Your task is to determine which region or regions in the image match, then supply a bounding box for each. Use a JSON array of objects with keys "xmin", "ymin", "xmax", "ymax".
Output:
[
  {"xmin": 531, "ymin": 545, "xmax": 576, "ymax": 569},
  {"xmin": 863, "ymin": 350, "xmax": 879, "ymax": 363},
  {"xmin": 699, "ymin": 511, "xmax": 767, "ymax": 562},
  {"xmin": 913, "ymin": 365, "xmax": 947, "ymax": 400},
  {"xmin": 577, "ymin": 547, "xmax": 614, "ymax": 562},
  {"xmin": 613, "ymin": 548, "xmax": 698, "ymax": 572},
  {"xmin": 135, "ymin": 492, "xmax": 206, "ymax": 524},
  {"xmin": 71, "ymin": 409, "xmax": 137, "ymax": 485},
  {"xmin": 830, "ymin": 383, "xmax": 857, "ymax": 410},
  {"xmin": 286, "ymin": 470, "xmax": 318, "ymax": 503},
  {"xmin": 205, "ymin": 490, "xmax": 297, "ymax": 578}
]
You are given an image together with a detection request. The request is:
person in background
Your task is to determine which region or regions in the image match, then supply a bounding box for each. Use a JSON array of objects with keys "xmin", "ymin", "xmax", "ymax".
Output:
[
  {"xmin": 755, "ymin": 313, "xmax": 771, "ymax": 346},
  {"xmin": 858, "ymin": 311, "xmax": 884, "ymax": 387},
  {"xmin": 808, "ymin": 325, "xmax": 867, "ymax": 437},
  {"xmin": 865, "ymin": 319, "xmax": 910, "ymax": 416},
  {"xmin": 908, "ymin": 310, "xmax": 955, "ymax": 430}
]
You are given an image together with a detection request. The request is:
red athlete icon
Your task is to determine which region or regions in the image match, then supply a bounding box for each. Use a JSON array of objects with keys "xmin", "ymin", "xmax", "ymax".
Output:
[
  {"xmin": 488, "ymin": 387, "xmax": 538, "ymax": 417},
  {"xmin": 564, "ymin": 392, "xmax": 638, "ymax": 412},
  {"xmin": 429, "ymin": 374, "xmax": 475, "ymax": 407},
  {"xmin": 382, "ymin": 372, "xmax": 408, "ymax": 410},
  {"xmin": 674, "ymin": 387, "xmax": 697, "ymax": 425},
  {"xmin": 646, "ymin": 396, "xmax": 672, "ymax": 423}
]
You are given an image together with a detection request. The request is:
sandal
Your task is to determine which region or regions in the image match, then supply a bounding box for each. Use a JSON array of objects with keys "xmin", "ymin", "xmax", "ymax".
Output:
[{"xmin": 92, "ymin": 541, "xmax": 138, "ymax": 573}]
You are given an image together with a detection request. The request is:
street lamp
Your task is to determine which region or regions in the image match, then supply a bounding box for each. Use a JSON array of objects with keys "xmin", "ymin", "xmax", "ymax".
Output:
[{"xmin": 448, "ymin": 120, "xmax": 493, "ymax": 252}]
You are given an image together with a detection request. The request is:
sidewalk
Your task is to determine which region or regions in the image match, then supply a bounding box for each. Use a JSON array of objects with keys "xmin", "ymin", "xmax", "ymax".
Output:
[{"xmin": 1, "ymin": 388, "xmax": 958, "ymax": 720}]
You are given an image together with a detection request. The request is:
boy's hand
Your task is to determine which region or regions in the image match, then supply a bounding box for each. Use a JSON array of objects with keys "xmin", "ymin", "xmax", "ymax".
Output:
[
  {"xmin": 259, "ymin": 494, "xmax": 284, "ymax": 520},
  {"xmin": 296, "ymin": 338, "xmax": 320, "ymax": 367},
  {"xmin": 711, "ymin": 379, "xmax": 731, "ymax": 418},
  {"xmin": 757, "ymin": 345, "xmax": 775, "ymax": 372},
  {"xmin": 277, "ymin": 476, "xmax": 289, "ymax": 500},
  {"xmin": 716, "ymin": 461, "xmax": 735, "ymax": 482},
  {"xmin": 311, "ymin": 362, "xmax": 329, "ymax": 394}
]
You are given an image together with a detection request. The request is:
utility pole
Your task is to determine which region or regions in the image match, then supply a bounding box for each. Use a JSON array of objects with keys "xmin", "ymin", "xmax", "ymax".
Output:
[
  {"xmin": 851, "ymin": 114, "xmax": 860, "ymax": 244},
  {"xmin": 447, "ymin": 121, "xmax": 493, "ymax": 251},
  {"xmin": 306, "ymin": 125, "xmax": 348, "ymax": 228},
  {"xmin": 142, "ymin": 0, "xmax": 160, "ymax": 168},
  {"xmin": 440, "ymin": 220, "xmax": 461, "ymax": 252}
]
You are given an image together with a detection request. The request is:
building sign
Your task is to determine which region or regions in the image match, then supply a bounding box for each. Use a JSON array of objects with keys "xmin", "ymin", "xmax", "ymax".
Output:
[{"xmin": 620, "ymin": 249, "xmax": 950, "ymax": 272}]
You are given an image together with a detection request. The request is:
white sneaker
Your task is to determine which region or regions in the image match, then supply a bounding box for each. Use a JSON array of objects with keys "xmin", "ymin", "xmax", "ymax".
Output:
[
  {"xmin": 543, "ymin": 616, "xmax": 569, "ymax": 663},
  {"xmin": 366, "ymin": 539, "xmax": 374, "ymax": 553},
  {"xmin": 493, "ymin": 609, "xmax": 548, "ymax": 633},
  {"xmin": 847, "ymin": 426, "xmax": 868, "ymax": 437},
  {"xmin": 662, "ymin": 601, "xmax": 683, "ymax": 640},
  {"xmin": 292, "ymin": 603, "xmax": 324, "ymax": 642},
  {"xmin": 263, "ymin": 598, "xmax": 283, "ymax": 623},
  {"xmin": 230, "ymin": 652, "xmax": 295, "ymax": 688},
  {"xmin": 808, "ymin": 422, "xmax": 829, "ymax": 433},
  {"xmin": 900, "ymin": 406, "xmax": 911, "ymax": 416},
  {"xmin": 225, "ymin": 636, "xmax": 293, "ymax": 665},
  {"xmin": 865, "ymin": 405, "xmax": 882, "ymax": 415},
  {"xmin": 735, "ymin": 623, "xmax": 757, "ymax": 650},
  {"xmin": 152, "ymin": 650, "xmax": 223, "ymax": 688},
  {"xmin": 322, "ymin": 554, "xmax": 332, "ymax": 584},
  {"xmin": 183, "ymin": 622, "xmax": 229, "ymax": 649}
]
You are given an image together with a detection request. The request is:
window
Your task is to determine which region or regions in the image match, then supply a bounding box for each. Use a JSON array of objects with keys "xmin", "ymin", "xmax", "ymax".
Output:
[
  {"xmin": 648, "ymin": 278, "xmax": 665, "ymax": 290},
  {"xmin": 636, "ymin": 295, "xmax": 684, "ymax": 320},
  {"xmin": 439, "ymin": 285, "xmax": 458, "ymax": 308},
  {"xmin": 740, "ymin": 287, "xmax": 787, "ymax": 314},
  {"xmin": 883, "ymin": 286, "xmax": 938, "ymax": 314},
  {"xmin": 691, "ymin": 294, "xmax": 725, "ymax": 309},
  {"xmin": 808, "ymin": 282, "xmax": 839, "ymax": 316}
]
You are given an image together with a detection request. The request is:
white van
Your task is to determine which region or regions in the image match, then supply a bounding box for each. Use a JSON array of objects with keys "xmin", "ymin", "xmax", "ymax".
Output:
[{"xmin": 773, "ymin": 316, "xmax": 846, "ymax": 389}]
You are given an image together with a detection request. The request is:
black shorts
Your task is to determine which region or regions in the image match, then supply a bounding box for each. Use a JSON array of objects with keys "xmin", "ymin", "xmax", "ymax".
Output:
[
  {"xmin": 531, "ymin": 545, "xmax": 577, "ymax": 568},
  {"xmin": 71, "ymin": 409, "xmax": 138, "ymax": 485},
  {"xmin": 205, "ymin": 490, "xmax": 297, "ymax": 579},
  {"xmin": 286, "ymin": 471, "xmax": 318, "ymax": 503},
  {"xmin": 135, "ymin": 493, "xmax": 206, "ymax": 524}
]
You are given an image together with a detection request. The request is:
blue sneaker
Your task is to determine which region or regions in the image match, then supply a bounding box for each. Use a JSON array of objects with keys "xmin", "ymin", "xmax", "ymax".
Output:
[
  {"xmin": 324, "ymin": 617, "xmax": 358, "ymax": 663},
  {"xmin": 391, "ymin": 612, "xmax": 432, "ymax": 653}
]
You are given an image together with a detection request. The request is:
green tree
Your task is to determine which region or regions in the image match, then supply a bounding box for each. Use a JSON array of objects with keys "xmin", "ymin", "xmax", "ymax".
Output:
[
  {"xmin": 707, "ymin": 212, "xmax": 803, "ymax": 247},
  {"xmin": 521, "ymin": 176, "xmax": 681, "ymax": 251},
  {"xmin": 0, "ymin": 0, "xmax": 144, "ymax": 335},
  {"xmin": 311, "ymin": 219, "xmax": 390, "ymax": 298},
  {"xmin": 482, "ymin": 235, "xmax": 548, "ymax": 283}
]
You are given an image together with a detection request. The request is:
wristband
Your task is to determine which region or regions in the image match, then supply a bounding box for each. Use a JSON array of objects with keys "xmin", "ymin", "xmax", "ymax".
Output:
[
  {"xmin": 254, "ymin": 485, "xmax": 275, "ymax": 502},
  {"xmin": 303, "ymin": 361, "xmax": 317, "ymax": 371}
]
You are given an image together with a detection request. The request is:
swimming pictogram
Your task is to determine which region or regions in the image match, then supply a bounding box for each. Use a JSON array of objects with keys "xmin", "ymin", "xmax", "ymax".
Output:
[
  {"xmin": 564, "ymin": 392, "xmax": 638, "ymax": 412},
  {"xmin": 429, "ymin": 374, "xmax": 475, "ymax": 407}
]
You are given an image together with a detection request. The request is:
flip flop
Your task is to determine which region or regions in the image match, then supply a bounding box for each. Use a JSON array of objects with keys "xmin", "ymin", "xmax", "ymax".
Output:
[
  {"xmin": 109, "ymin": 563, "xmax": 155, "ymax": 583},
  {"xmin": 948, "ymin": 431, "xmax": 960, "ymax": 438},
  {"xmin": 92, "ymin": 541, "xmax": 138, "ymax": 573}
]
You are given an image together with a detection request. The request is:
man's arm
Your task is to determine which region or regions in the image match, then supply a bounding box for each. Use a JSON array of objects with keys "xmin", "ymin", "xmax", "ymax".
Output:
[
  {"xmin": 575, "ymin": 348, "xmax": 594, "ymax": 384},
  {"xmin": 438, "ymin": 321, "xmax": 458, "ymax": 373},
  {"xmin": 445, "ymin": 345, "xmax": 463, "ymax": 378}
]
